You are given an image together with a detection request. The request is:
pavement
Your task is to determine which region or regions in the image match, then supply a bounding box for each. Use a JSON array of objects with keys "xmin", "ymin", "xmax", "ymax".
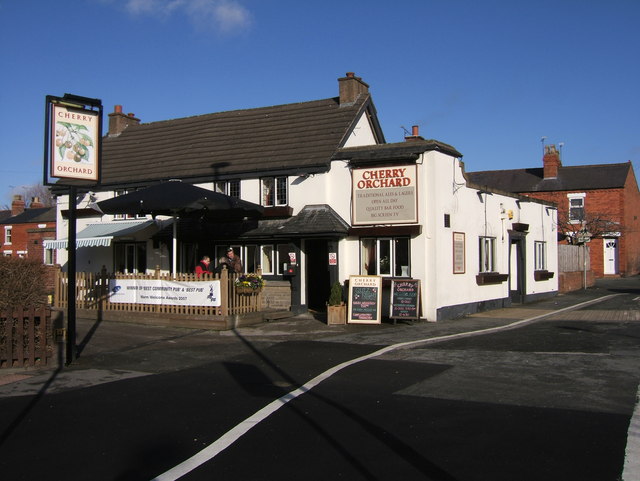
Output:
[{"xmin": 1, "ymin": 276, "xmax": 638, "ymax": 398}]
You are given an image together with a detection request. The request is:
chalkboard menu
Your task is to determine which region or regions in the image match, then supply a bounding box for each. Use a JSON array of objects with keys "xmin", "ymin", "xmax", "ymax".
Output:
[
  {"xmin": 348, "ymin": 275, "xmax": 382, "ymax": 324},
  {"xmin": 391, "ymin": 279, "xmax": 421, "ymax": 321}
]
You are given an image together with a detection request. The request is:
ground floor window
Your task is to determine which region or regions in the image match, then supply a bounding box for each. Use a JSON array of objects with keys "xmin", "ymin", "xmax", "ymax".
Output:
[
  {"xmin": 114, "ymin": 242, "xmax": 146, "ymax": 273},
  {"xmin": 213, "ymin": 243, "xmax": 294, "ymax": 275},
  {"xmin": 360, "ymin": 237, "xmax": 410, "ymax": 277},
  {"xmin": 479, "ymin": 236, "xmax": 496, "ymax": 273},
  {"xmin": 534, "ymin": 241, "xmax": 546, "ymax": 270}
]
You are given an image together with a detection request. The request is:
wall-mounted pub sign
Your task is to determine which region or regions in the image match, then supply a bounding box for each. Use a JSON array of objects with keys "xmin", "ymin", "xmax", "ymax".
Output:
[{"xmin": 352, "ymin": 164, "xmax": 418, "ymax": 225}]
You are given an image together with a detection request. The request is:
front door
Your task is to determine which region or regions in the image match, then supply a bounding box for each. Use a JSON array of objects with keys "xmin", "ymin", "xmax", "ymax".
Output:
[
  {"xmin": 603, "ymin": 238, "xmax": 618, "ymax": 274},
  {"xmin": 305, "ymin": 239, "xmax": 330, "ymax": 311},
  {"xmin": 509, "ymin": 236, "xmax": 525, "ymax": 303}
]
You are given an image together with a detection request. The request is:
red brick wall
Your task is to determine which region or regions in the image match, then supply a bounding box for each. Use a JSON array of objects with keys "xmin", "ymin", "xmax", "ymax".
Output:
[{"xmin": 522, "ymin": 181, "xmax": 640, "ymax": 277}]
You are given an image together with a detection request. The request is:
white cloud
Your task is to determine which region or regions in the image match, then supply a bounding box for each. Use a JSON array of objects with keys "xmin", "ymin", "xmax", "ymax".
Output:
[{"xmin": 120, "ymin": 0, "xmax": 251, "ymax": 33}]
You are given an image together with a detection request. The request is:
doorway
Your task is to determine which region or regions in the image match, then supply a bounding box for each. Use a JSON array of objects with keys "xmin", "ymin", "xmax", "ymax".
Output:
[
  {"xmin": 305, "ymin": 239, "xmax": 330, "ymax": 311},
  {"xmin": 603, "ymin": 238, "xmax": 618, "ymax": 275},
  {"xmin": 509, "ymin": 236, "xmax": 525, "ymax": 303}
]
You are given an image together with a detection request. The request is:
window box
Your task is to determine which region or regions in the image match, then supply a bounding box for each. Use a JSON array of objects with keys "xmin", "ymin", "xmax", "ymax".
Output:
[
  {"xmin": 476, "ymin": 272, "xmax": 509, "ymax": 285},
  {"xmin": 534, "ymin": 270, "xmax": 555, "ymax": 281}
]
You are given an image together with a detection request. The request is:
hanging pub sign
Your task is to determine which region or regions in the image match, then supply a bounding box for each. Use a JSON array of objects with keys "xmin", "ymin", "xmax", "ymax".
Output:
[
  {"xmin": 348, "ymin": 275, "xmax": 382, "ymax": 324},
  {"xmin": 352, "ymin": 164, "xmax": 418, "ymax": 225},
  {"xmin": 44, "ymin": 94, "xmax": 102, "ymax": 185}
]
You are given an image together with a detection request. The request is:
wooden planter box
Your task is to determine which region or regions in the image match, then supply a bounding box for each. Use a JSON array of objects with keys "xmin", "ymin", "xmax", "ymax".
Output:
[
  {"xmin": 512, "ymin": 223, "xmax": 529, "ymax": 232},
  {"xmin": 534, "ymin": 270, "xmax": 555, "ymax": 281},
  {"xmin": 476, "ymin": 272, "xmax": 509, "ymax": 285},
  {"xmin": 327, "ymin": 303, "xmax": 346, "ymax": 325}
]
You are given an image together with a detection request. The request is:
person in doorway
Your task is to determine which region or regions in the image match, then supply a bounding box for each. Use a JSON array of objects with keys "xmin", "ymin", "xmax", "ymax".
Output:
[
  {"xmin": 195, "ymin": 256, "xmax": 212, "ymax": 277},
  {"xmin": 218, "ymin": 247, "xmax": 243, "ymax": 273}
]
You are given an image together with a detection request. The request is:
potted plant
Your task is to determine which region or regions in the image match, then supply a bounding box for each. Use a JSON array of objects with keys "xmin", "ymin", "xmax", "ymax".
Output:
[{"xmin": 326, "ymin": 281, "xmax": 346, "ymax": 325}]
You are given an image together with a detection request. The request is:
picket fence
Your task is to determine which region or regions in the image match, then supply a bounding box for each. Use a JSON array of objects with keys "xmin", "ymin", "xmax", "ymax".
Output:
[{"xmin": 53, "ymin": 267, "xmax": 263, "ymax": 318}]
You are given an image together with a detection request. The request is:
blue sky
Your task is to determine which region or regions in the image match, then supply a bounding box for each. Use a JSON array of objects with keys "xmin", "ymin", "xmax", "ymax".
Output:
[{"xmin": 1, "ymin": 0, "xmax": 638, "ymax": 206}]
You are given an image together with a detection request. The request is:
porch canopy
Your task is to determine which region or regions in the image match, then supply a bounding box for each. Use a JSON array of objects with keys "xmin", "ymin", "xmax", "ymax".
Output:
[
  {"xmin": 96, "ymin": 180, "xmax": 264, "ymax": 273},
  {"xmin": 44, "ymin": 220, "xmax": 157, "ymax": 249}
]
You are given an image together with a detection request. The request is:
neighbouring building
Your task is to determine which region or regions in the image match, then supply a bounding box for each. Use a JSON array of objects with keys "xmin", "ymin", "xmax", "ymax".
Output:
[
  {"xmin": 1, "ymin": 195, "xmax": 57, "ymax": 264},
  {"xmin": 466, "ymin": 145, "xmax": 640, "ymax": 278},
  {"xmin": 48, "ymin": 73, "xmax": 558, "ymax": 321}
]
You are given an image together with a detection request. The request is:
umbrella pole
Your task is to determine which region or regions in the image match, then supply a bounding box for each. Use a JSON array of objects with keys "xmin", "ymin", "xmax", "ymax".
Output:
[{"xmin": 172, "ymin": 216, "xmax": 178, "ymax": 276}]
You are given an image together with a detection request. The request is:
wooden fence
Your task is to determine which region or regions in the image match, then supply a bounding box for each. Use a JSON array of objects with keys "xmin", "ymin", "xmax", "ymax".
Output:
[
  {"xmin": 558, "ymin": 244, "xmax": 590, "ymax": 272},
  {"xmin": 52, "ymin": 267, "xmax": 263, "ymax": 318},
  {"xmin": 0, "ymin": 307, "xmax": 55, "ymax": 368}
]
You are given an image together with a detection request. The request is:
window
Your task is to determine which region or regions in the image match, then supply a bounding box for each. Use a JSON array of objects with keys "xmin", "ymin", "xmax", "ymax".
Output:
[
  {"xmin": 114, "ymin": 189, "xmax": 145, "ymax": 220},
  {"xmin": 44, "ymin": 242, "xmax": 55, "ymax": 265},
  {"xmin": 244, "ymin": 244, "xmax": 273, "ymax": 274},
  {"xmin": 276, "ymin": 244, "xmax": 293, "ymax": 275},
  {"xmin": 479, "ymin": 236, "xmax": 496, "ymax": 273},
  {"xmin": 4, "ymin": 226, "xmax": 12, "ymax": 245},
  {"xmin": 568, "ymin": 193, "xmax": 585, "ymax": 223},
  {"xmin": 214, "ymin": 180, "xmax": 241, "ymax": 198},
  {"xmin": 534, "ymin": 241, "xmax": 547, "ymax": 270},
  {"xmin": 261, "ymin": 177, "xmax": 287, "ymax": 206},
  {"xmin": 114, "ymin": 242, "xmax": 146, "ymax": 273},
  {"xmin": 360, "ymin": 237, "xmax": 410, "ymax": 277}
]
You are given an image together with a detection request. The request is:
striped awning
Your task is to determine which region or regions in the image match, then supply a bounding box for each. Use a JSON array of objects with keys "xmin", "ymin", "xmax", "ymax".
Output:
[{"xmin": 44, "ymin": 220, "xmax": 157, "ymax": 249}]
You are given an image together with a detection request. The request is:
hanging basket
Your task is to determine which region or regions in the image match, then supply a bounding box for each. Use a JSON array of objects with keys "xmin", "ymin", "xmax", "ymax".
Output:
[{"xmin": 235, "ymin": 286, "xmax": 261, "ymax": 295}]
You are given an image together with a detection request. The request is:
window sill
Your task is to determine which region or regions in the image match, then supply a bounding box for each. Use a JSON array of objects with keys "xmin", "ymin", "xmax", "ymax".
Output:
[
  {"xmin": 476, "ymin": 272, "xmax": 509, "ymax": 285},
  {"xmin": 534, "ymin": 270, "xmax": 555, "ymax": 281}
]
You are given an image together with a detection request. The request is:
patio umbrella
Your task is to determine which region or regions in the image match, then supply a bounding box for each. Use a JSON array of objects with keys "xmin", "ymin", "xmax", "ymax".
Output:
[{"xmin": 96, "ymin": 180, "xmax": 263, "ymax": 274}]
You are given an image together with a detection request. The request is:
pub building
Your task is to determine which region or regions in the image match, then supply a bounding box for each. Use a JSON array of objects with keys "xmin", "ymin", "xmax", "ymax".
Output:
[{"xmin": 48, "ymin": 73, "xmax": 557, "ymax": 322}]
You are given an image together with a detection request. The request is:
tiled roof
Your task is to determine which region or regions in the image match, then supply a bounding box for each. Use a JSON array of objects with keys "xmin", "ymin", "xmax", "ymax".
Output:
[
  {"xmin": 334, "ymin": 139, "xmax": 462, "ymax": 163},
  {"xmin": 465, "ymin": 162, "xmax": 632, "ymax": 193},
  {"xmin": 0, "ymin": 207, "xmax": 56, "ymax": 225},
  {"xmin": 98, "ymin": 95, "xmax": 376, "ymax": 188}
]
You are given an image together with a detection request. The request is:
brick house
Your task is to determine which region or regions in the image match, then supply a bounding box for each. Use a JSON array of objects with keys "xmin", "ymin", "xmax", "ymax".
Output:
[
  {"xmin": 466, "ymin": 145, "xmax": 640, "ymax": 278},
  {"xmin": 1, "ymin": 195, "xmax": 57, "ymax": 264}
]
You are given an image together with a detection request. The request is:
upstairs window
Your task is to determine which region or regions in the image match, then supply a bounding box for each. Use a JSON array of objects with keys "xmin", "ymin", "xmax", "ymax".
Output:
[
  {"xmin": 4, "ymin": 226, "xmax": 12, "ymax": 245},
  {"xmin": 261, "ymin": 177, "xmax": 287, "ymax": 207},
  {"xmin": 214, "ymin": 180, "xmax": 241, "ymax": 198},
  {"xmin": 479, "ymin": 236, "xmax": 496, "ymax": 273},
  {"xmin": 114, "ymin": 189, "xmax": 144, "ymax": 220},
  {"xmin": 568, "ymin": 193, "xmax": 585, "ymax": 223}
]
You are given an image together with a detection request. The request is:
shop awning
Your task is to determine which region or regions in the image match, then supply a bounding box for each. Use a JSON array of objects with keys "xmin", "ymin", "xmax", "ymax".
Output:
[{"xmin": 44, "ymin": 220, "xmax": 157, "ymax": 249}]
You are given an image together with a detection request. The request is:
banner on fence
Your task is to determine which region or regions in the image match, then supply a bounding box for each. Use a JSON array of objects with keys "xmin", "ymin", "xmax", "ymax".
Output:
[{"xmin": 108, "ymin": 279, "xmax": 221, "ymax": 307}]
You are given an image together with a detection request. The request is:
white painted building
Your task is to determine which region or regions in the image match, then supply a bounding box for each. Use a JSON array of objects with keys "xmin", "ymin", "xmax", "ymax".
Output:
[{"xmin": 48, "ymin": 73, "xmax": 557, "ymax": 321}]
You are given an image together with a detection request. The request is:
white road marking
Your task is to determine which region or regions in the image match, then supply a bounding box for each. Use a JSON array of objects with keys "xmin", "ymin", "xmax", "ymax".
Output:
[{"xmin": 151, "ymin": 294, "xmax": 621, "ymax": 481}]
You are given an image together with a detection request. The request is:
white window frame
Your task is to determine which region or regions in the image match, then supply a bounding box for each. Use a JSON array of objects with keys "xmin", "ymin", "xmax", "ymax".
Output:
[
  {"xmin": 214, "ymin": 180, "xmax": 241, "ymax": 198},
  {"xmin": 479, "ymin": 236, "xmax": 496, "ymax": 273},
  {"xmin": 261, "ymin": 176, "xmax": 288, "ymax": 207},
  {"xmin": 567, "ymin": 193, "xmax": 586, "ymax": 224},
  {"xmin": 534, "ymin": 241, "xmax": 547, "ymax": 270},
  {"xmin": 113, "ymin": 189, "xmax": 146, "ymax": 220},
  {"xmin": 360, "ymin": 237, "xmax": 411, "ymax": 277},
  {"xmin": 4, "ymin": 226, "xmax": 12, "ymax": 245},
  {"xmin": 44, "ymin": 241, "xmax": 55, "ymax": 265}
]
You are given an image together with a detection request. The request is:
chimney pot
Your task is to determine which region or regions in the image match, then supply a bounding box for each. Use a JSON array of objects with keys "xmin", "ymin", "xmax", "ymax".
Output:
[
  {"xmin": 114, "ymin": 105, "xmax": 122, "ymax": 113},
  {"xmin": 412, "ymin": 125, "xmax": 419, "ymax": 136}
]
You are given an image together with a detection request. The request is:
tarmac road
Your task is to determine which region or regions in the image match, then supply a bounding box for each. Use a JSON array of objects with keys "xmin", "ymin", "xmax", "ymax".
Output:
[{"xmin": 0, "ymin": 277, "xmax": 638, "ymax": 480}]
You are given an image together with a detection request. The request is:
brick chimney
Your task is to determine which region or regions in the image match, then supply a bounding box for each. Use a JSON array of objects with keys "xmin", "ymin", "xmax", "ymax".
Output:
[
  {"xmin": 108, "ymin": 105, "xmax": 140, "ymax": 137},
  {"xmin": 11, "ymin": 195, "xmax": 25, "ymax": 216},
  {"xmin": 543, "ymin": 144, "xmax": 561, "ymax": 179},
  {"xmin": 30, "ymin": 196, "xmax": 44, "ymax": 209},
  {"xmin": 338, "ymin": 72, "xmax": 369, "ymax": 106},
  {"xmin": 405, "ymin": 125, "xmax": 425, "ymax": 142}
]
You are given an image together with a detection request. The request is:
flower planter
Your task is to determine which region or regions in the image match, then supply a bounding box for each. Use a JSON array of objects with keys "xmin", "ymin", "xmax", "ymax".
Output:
[
  {"xmin": 512, "ymin": 223, "xmax": 529, "ymax": 232},
  {"xmin": 534, "ymin": 270, "xmax": 555, "ymax": 281},
  {"xmin": 327, "ymin": 303, "xmax": 346, "ymax": 325},
  {"xmin": 476, "ymin": 272, "xmax": 509, "ymax": 285},
  {"xmin": 236, "ymin": 286, "xmax": 261, "ymax": 295}
]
